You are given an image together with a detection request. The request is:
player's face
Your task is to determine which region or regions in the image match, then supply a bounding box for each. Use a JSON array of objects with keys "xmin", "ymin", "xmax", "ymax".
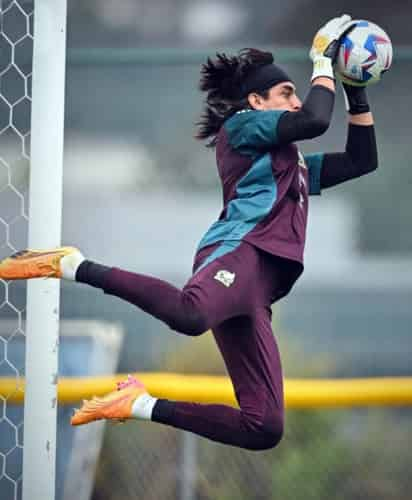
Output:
[{"xmin": 250, "ymin": 82, "xmax": 302, "ymax": 112}]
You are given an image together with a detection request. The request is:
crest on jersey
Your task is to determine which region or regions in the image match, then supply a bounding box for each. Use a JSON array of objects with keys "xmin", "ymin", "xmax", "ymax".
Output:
[
  {"xmin": 214, "ymin": 270, "xmax": 236, "ymax": 288},
  {"xmin": 297, "ymin": 151, "xmax": 307, "ymax": 169}
]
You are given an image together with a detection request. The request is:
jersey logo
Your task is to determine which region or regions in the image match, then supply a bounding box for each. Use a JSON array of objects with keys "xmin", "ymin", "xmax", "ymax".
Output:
[
  {"xmin": 214, "ymin": 270, "xmax": 236, "ymax": 287},
  {"xmin": 297, "ymin": 151, "xmax": 307, "ymax": 170}
]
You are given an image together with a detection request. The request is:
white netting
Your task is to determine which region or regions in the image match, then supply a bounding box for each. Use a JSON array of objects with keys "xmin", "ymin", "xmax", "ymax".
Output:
[{"xmin": 0, "ymin": 1, "xmax": 33, "ymax": 499}]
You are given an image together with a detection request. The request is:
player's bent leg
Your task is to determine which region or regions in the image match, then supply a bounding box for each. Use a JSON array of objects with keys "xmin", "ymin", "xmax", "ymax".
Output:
[
  {"xmin": 149, "ymin": 308, "xmax": 285, "ymax": 451},
  {"xmin": 151, "ymin": 388, "xmax": 284, "ymax": 451},
  {"xmin": 82, "ymin": 264, "xmax": 211, "ymax": 336},
  {"xmin": 71, "ymin": 374, "xmax": 283, "ymax": 450},
  {"xmin": 0, "ymin": 247, "xmax": 213, "ymax": 336},
  {"xmin": 0, "ymin": 248, "xmax": 212, "ymax": 335},
  {"xmin": 0, "ymin": 247, "xmax": 85, "ymax": 280},
  {"xmin": 74, "ymin": 242, "xmax": 261, "ymax": 337},
  {"xmin": 71, "ymin": 374, "xmax": 155, "ymax": 426},
  {"xmin": 1, "ymin": 241, "xmax": 263, "ymax": 341}
]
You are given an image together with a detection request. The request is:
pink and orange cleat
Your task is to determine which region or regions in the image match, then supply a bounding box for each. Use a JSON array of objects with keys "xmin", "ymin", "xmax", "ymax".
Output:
[
  {"xmin": 0, "ymin": 247, "xmax": 79, "ymax": 280},
  {"xmin": 71, "ymin": 375, "xmax": 147, "ymax": 426}
]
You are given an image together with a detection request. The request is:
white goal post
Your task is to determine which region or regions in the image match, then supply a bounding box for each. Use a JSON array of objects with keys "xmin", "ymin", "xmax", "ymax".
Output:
[{"xmin": 22, "ymin": 2, "xmax": 67, "ymax": 500}]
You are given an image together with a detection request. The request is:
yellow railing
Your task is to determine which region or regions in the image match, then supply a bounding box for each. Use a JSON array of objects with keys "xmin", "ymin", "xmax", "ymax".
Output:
[{"xmin": 1, "ymin": 374, "xmax": 412, "ymax": 408}]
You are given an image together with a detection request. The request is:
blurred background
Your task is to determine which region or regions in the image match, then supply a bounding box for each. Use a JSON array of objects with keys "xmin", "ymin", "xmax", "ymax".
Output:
[{"xmin": 0, "ymin": 1, "xmax": 411, "ymax": 499}]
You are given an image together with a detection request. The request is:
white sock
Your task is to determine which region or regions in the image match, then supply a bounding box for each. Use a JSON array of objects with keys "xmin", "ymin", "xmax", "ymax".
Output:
[
  {"xmin": 131, "ymin": 393, "xmax": 158, "ymax": 420},
  {"xmin": 60, "ymin": 250, "xmax": 86, "ymax": 281}
]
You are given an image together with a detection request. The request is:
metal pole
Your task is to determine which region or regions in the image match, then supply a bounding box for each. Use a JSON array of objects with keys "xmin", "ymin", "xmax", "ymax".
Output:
[
  {"xmin": 180, "ymin": 433, "xmax": 197, "ymax": 500},
  {"xmin": 22, "ymin": 2, "xmax": 67, "ymax": 500}
]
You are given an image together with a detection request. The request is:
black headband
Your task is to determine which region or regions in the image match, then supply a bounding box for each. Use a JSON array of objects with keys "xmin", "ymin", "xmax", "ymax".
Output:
[{"xmin": 237, "ymin": 63, "xmax": 293, "ymax": 99}]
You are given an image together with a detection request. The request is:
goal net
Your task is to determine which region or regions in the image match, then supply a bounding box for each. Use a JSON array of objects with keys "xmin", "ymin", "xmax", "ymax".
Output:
[
  {"xmin": 0, "ymin": 2, "xmax": 67, "ymax": 499},
  {"xmin": 0, "ymin": 2, "xmax": 33, "ymax": 499}
]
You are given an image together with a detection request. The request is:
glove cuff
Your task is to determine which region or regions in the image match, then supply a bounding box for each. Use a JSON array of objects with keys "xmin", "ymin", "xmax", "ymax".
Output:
[
  {"xmin": 342, "ymin": 83, "xmax": 370, "ymax": 114},
  {"xmin": 311, "ymin": 56, "xmax": 334, "ymax": 82}
]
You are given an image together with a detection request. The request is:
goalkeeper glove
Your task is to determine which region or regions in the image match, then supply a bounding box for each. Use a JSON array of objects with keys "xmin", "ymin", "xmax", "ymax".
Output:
[
  {"xmin": 310, "ymin": 14, "xmax": 355, "ymax": 82},
  {"xmin": 341, "ymin": 83, "xmax": 370, "ymax": 114}
]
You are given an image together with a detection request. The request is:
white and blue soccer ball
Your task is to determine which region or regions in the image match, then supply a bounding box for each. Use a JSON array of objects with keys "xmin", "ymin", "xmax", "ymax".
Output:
[{"xmin": 335, "ymin": 20, "xmax": 393, "ymax": 86}]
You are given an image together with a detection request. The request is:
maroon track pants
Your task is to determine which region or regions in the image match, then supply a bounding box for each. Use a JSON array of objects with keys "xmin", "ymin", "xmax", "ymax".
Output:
[{"xmin": 78, "ymin": 241, "xmax": 301, "ymax": 450}]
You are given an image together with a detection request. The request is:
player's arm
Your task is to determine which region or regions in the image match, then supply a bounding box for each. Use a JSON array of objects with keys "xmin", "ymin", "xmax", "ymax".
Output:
[
  {"xmin": 320, "ymin": 84, "xmax": 378, "ymax": 189},
  {"xmin": 226, "ymin": 16, "xmax": 356, "ymax": 154},
  {"xmin": 226, "ymin": 83, "xmax": 336, "ymax": 154},
  {"xmin": 277, "ymin": 15, "xmax": 355, "ymax": 144},
  {"xmin": 276, "ymin": 84, "xmax": 335, "ymax": 143}
]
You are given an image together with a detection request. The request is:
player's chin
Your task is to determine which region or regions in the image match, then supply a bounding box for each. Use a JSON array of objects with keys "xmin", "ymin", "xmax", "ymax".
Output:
[{"xmin": 270, "ymin": 105, "xmax": 298, "ymax": 113}]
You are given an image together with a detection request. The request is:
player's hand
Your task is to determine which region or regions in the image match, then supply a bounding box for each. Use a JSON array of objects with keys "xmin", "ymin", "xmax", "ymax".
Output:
[
  {"xmin": 310, "ymin": 14, "xmax": 355, "ymax": 81},
  {"xmin": 310, "ymin": 14, "xmax": 355, "ymax": 63},
  {"xmin": 341, "ymin": 82, "xmax": 370, "ymax": 115}
]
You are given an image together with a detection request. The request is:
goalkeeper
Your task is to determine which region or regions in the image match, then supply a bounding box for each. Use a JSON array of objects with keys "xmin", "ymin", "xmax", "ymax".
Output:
[{"xmin": 0, "ymin": 15, "xmax": 378, "ymax": 450}]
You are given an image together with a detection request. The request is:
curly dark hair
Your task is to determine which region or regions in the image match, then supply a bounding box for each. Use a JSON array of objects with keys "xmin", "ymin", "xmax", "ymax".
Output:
[{"xmin": 195, "ymin": 48, "xmax": 274, "ymax": 148}]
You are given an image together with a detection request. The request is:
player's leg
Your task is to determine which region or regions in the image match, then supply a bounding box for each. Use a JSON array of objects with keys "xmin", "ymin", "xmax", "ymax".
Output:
[
  {"xmin": 71, "ymin": 310, "xmax": 284, "ymax": 451},
  {"xmin": 150, "ymin": 310, "xmax": 284, "ymax": 450},
  {"xmin": 0, "ymin": 242, "xmax": 259, "ymax": 337},
  {"xmin": 72, "ymin": 249, "xmax": 288, "ymax": 451},
  {"xmin": 148, "ymin": 252, "xmax": 288, "ymax": 449},
  {"xmin": 0, "ymin": 247, "xmax": 83, "ymax": 280}
]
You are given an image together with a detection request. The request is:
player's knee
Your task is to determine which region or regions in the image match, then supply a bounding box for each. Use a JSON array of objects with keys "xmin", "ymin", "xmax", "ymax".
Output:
[
  {"xmin": 179, "ymin": 314, "xmax": 209, "ymax": 336},
  {"xmin": 174, "ymin": 291, "xmax": 212, "ymax": 335},
  {"xmin": 168, "ymin": 304, "xmax": 209, "ymax": 336},
  {"xmin": 257, "ymin": 416, "xmax": 284, "ymax": 450},
  {"xmin": 243, "ymin": 411, "xmax": 284, "ymax": 451}
]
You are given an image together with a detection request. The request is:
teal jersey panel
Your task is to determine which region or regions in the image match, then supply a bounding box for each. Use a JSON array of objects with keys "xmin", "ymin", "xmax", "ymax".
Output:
[
  {"xmin": 197, "ymin": 152, "xmax": 277, "ymax": 251},
  {"xmin": 304, "ymin": 153, "xmax": 325, "ymax": 195},
  {"xmin": 224, "ymin": 109, "xmax": 286, "ymax": 156},
  {"xmin": 195, "ymin": 240, "xmax": 241, "ymax": 273}
]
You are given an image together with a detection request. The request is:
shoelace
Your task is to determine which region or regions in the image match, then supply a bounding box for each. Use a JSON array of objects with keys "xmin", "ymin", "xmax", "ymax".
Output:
[{"xmin": 116, "ymin": 374, "xmax": 142, "ymax": 391}]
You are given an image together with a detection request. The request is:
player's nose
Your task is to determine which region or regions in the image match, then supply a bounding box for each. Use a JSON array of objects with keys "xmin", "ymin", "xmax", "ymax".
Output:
[{"xmin": 292, "ymin": 96, "xmax": 302, "ymax": 111}]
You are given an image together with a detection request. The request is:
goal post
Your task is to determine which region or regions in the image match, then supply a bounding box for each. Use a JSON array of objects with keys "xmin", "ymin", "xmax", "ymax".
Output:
[{"xmin": 22, "ymin": 2, "xmax": 67, "ymax": 500}]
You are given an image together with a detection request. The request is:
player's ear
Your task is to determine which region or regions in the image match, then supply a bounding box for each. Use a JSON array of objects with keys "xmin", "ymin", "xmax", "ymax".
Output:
[{"xmin": 247, "ymin": 92, "xmax": 264, "ymax": 110}]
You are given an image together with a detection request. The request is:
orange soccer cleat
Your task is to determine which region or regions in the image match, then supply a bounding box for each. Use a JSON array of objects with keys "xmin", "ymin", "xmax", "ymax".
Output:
[
  {"xmin": 71, "ymin": 375, "xmax": 147, "ymax": 426},
  {"xmin": 0, "ymin": 247, "xmax": 80, "ymax": 280}
]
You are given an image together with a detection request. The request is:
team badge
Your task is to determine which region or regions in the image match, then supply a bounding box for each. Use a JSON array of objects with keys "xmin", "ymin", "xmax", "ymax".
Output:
[
  {"xmin": 297, "ymin": 151, "xmax": 307, "ymax": 169},
  {"xmin": 214, "ymin": 270, "xmax": 236, "ymax": 288}
]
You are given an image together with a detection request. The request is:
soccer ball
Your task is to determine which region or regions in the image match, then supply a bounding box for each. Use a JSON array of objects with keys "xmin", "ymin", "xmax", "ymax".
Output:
[{"xmin": 335, "ymin": 20, "xmax": 392, "ymax": 86}]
